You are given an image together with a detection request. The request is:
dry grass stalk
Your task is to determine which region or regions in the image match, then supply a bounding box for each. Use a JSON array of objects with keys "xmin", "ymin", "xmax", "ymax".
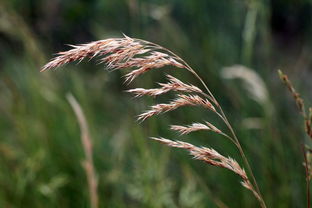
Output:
[
  {"xmin": 67, "ymin": 94, "xmax": 98, "ymax": 208},
  {"xmin": 309, "ymin": 108, "xmax": 312, "ymax": 138},
  {"xmin": 178, "ymin": 94, "xmax": 216, "ymax": 111},
  {"xmin": 278, "ymin": 70, "xmax": 305, "ymax": 115},
  {"xmin": 150, "ymin": 137, "xmax": 261, "ymax": 201},
  {"xmin": 171, "ymin": 123, "xmax": 211, "ymax": 135},
  {"xmin": 306, "ymin": 148, "xmax": 312, "ymax": 180},
  {"xmin": 126, "ymin": 74, "xmax": 203, "ymax": 97},
  {"xmin": 205, "ymin": 121, "xmax": 222, "ymax": 133},
  {"xmin": 279, "ymin": 70, "xmax": 311, "ymax": 208},
  {"xmin": 42, "ymin": 36, "xmax": 266, "ymax": 207},
  {"xmin": 171, "ymin": 122, "xmax": 221, "ymax": 135},
  {"xmin": 278, "ymin": 70, "xmax": 312, "ymax": 140},
  {"xmin": 137, "ymin": 94, "xmax": 215, "ymax": 121}
]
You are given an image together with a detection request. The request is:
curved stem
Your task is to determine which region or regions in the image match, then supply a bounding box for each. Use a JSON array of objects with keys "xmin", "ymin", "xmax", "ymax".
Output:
[
  {"xmin": 221, "ymin": 111, "xmax": 266, "ymax": 207},
  {"xmin": 191, "ymin": 68, "xmax": 267, "ymax": 208},
  {"xmin": 135, "ymin": 38, "xmax": 266, "ymax": 207},
  {"xmin": 191, "ymin": 70, "xmax": 266, "ymax": 208}
]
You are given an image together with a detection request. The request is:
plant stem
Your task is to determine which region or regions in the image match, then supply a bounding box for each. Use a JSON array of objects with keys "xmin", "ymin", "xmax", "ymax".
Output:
[
  {"xmin": 67, "ymin": 94, "xmax": 99, "ymax": 208},
  {"xmin": 190, "ymin": 69, "xmax": 267, "ymax": 208},
  {"xmin": 135, "ymin": 38, "xmax": 267, "ymax": 207},
  {"xmin": 302, "ymin": 144, "xmax": 311, "ymax": 208}
]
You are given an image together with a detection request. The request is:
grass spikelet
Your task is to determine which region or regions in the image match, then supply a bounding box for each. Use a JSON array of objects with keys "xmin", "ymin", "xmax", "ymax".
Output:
[
  {"xmin": 177, "ymin": 94, "xmax": 216, "ymax": 112},
  {"xmin": 164, "ymin": 74, "xmax": 203, "ymax": 94},
  {"xmin": 279, "ymin": 69, "xmax": 311, "ymax": 207},
  {"xmin": 278, "ymin": 70, "xmax": 305, "ymax": 114},
  {"xmin": 137, "ymin": 100, "xmax": 184, "ymax": 121},
  {"xmin": 137, "ymin": 94, "xmax": 216, "ymax": 121},
  {"xmin": 204, "ymin": 121, "xmax": 222, "ymax": 133},
  {"xmin": 150, "ymin": 137, "xmax": 260, "ymax": 200},
  {"xmin": 170, "ymin": 122, "xmax": 222, "ymax": 135},
  {"xmin": 126, "ymin": 74, "xmax": 203, "ymax": 97},
  {"xmin": 170, "ymin": 123, "xmax": 211, "ymax": 135}
]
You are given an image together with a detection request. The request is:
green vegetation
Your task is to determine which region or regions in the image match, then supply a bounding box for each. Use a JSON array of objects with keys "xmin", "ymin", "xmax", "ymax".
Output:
[{"xmin": 0, "ymin": 0, "xmax": 311, "ymax": 207}]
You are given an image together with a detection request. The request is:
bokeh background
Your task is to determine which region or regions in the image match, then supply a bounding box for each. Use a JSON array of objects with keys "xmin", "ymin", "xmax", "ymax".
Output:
[{"xmin": 0, "ymin": 0, "xmax": 312, "ymax": 207}]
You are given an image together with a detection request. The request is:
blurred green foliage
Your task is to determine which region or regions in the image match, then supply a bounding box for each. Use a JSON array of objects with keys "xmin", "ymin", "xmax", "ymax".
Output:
[{"xmin": 0, "ymin": 0, "xmax": 312, "ymax": 207}]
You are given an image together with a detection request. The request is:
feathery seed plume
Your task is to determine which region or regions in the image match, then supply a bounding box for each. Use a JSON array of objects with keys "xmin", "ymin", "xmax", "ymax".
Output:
[{"xmin": 41, "ymin": 36, "xmax": 185, "ymax": 84}]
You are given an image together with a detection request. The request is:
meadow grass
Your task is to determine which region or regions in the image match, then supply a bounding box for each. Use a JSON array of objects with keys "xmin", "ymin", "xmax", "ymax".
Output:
[{"xmin": 0, "ymin": 1, "xmax": 311, "ymax": 207}]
